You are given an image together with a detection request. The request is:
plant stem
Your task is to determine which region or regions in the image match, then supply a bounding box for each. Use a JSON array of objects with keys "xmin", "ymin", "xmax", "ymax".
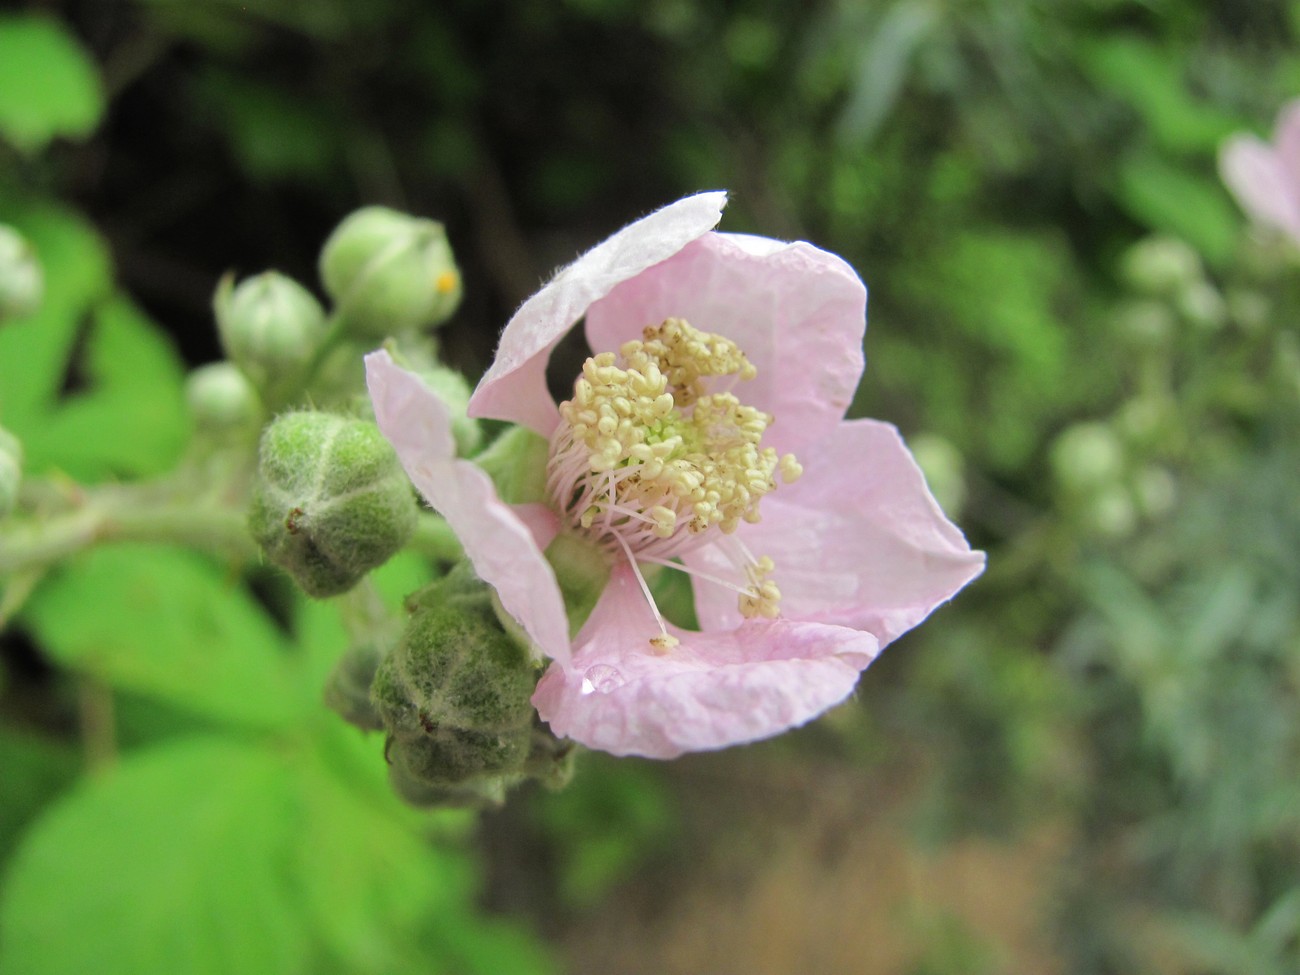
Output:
[{"xmin": 0, "ymin": 493, "xmax": 255, "ymax": 576}]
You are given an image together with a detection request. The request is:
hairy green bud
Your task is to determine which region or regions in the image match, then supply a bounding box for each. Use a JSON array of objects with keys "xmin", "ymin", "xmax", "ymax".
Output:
[
  {"xmin": 371, "ymin": 571, "xmax": 536, "ymax": 792},
  {"xmin": 0, "ymin": 425, "xmax": 22, "ymax": 520},
  {"xmin": 185, "ymin": 362, "xmax": 261, "ymax": 436},
  {"xmin": 323, "ymin": 641, "xmax": 386, "ymax": 732},
  {"xmin": 214, "ymin": 272, "xmax": 327, "ymax": 397},
  {"xmin": 0, "ymin": 225, "xmax": 42, "ymax": 321},
  {"xmin": 319, "ymin": 207, "xmax": 462, "ymax": 337},
  {"xmin": 249, "ymin": 411, "xmax": 417, "ymax": 597}
]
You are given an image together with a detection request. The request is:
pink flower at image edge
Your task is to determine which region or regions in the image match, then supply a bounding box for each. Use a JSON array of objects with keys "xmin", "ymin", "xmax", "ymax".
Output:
[
  {"xmin": 1221, "ymin": 99, "xmax": 1300, "ymax": 241},
  {"xmin": 366, "ymin": 191, "xmax": 985, "ymax": 759}
]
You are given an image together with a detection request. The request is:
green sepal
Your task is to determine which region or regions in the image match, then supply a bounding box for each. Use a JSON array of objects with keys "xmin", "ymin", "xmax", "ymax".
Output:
[{"xmin": 475, "ymin": 424, "xmax": 551, "ymax": 503}]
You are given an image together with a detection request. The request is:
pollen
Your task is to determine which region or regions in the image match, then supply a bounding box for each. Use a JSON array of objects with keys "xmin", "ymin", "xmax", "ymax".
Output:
[
  {"xmin": 435, "ymin": 270, "xmax": 459, "ymax": 294},
  {"xmin": 547, "ymin": 317, "xmax": 798, "ymax": 624}
]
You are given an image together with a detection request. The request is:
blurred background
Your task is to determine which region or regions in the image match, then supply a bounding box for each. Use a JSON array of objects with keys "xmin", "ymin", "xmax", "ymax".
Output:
[{"xmin": 1, "ymin": 1, "xmax": 1299, "ymax": 973}]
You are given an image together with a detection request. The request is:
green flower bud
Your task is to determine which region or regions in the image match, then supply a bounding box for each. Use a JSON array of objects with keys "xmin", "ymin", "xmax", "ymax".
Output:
[
  {"xmin": 1133, "ymin": 465, "xmax": 1176, "ymax": 520},
  {"xmin": 214, "ymin": 272, "xmax": 326, "ymax": 396},
  {"xmin": 185, "ymin": 362, "xmax": 261, "ymax": 436},
  {"xmin": 1114, "ymin": 299, "xmax": 1175, "ymax": 351},
  {"xmin": 323, "ymin": 642, "xmax": 386, "ymax": 732},
  {"xmin": 1120, "ymin": 235, "xmax": 1202, "ymax": 296},
  {"xmin": 249, "ymin": 411, "xmax": 417, "ymax": 597},
  {"xmin": 0, "ymin": 425, "xmax": 22, "ymax": 520},
  {"xmin": 476, "ymin": 424, "xmax": 552, "ymax": 504},
  {"xmin": 1051, "ymin": 422, "xmax": 1125, "ymax": 493},
  {"xmin": 387, "ymin": 759, "xmax": 509, "ymax": 809},
  {"xmin": 319, "ymin": 207, "xmax": 462, "ymax": 337},
  {"xmin": 523, "ymin": 721, "xmax": 577, "ymax": 791},
  {"xmin": 371, "ymin": 571, "xmax": 536, "ymax": 791},
  {"xmin": 1175, "ymin": 280, "xmax": 1227, "ymax": 332},
  {"xmin": 1086, "ymin": 484, "xmax": 1137, "ymax": 539},
  {"xmin": 0, "ymin": 224, "xmax": 43, "ymax": 321},
  {"xmin": 419, "ymin": 364, "xmax": 482, "ymax": 456},
  {"xmin": 1226, "ymin": 288, "xmax": 1270, "ymax": 335},
  {"xmin": 906, "ymin": 432, "xmax": 967, "ymax": 517}
]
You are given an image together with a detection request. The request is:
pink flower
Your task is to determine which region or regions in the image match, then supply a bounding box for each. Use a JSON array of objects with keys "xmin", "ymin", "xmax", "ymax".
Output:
[
  {"xmin": 366, "ymin": 192, "xmax": 984, "ymax": 759},
  {"xmin": 1221, "ymin": 99, "xmax": 1300, "ymax": 241}
]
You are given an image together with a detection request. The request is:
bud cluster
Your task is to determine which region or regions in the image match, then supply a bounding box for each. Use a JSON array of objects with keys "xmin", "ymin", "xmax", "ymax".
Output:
[{"xmin": 346, "ymin": 568, "xmax": 572, "ymax": 807}]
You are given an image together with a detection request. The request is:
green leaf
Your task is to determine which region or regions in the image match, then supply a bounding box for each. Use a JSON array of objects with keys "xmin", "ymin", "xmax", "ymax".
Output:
[
  {"xmin": 196, "ymin": 70, "xmax": 340, "ymax": 185},
  {"xmin": 0, "ymin": 201, "xmax": 112, "ymax": 426},
  {"xmin": 0, "ymin": 729, "xmax": 79, "ymax": 864},
  {"xmin": 1116, "ymin": 152, "xmax": 1238, "ymax": 265},
  {"xmin": 31, "ymin": 295, "xmax": 189, "ymax": 479},
  {"xmin": 0, "ymin": 15, "xmax": 104, "ymax": 153},
  {"xmin": 292, "ymin": 734, "xmax": 476, "ymax": 974},
  {"xmin": 22, "ymin": 546, "xmax": 305, "ymax": 730},
  {"xmin": 1081, "ymin": 36, "xmax": 1242, "ymax": 155},
  {"xmin": 0, "ymin": 738, "xmax": 310, "ymax": 975}
]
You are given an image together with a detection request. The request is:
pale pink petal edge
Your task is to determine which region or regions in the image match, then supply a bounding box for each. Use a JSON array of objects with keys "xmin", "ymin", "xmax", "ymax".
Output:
[
  {"xmin": 532, "ymin": 563, "xmax": 879, "ymax": 758},
  {"xmin": 688, "ymin": 418, "xmax": 984, "ymax": 647},
  {"xmin": 584, "ymin": 230, "xmax": 867, "ymax": 458},
  {"xmin": 468, "ymin": 191, "xmax": 728, "ymax": 434},
  {"xmin": 1220, "ymin": 135, "xmax": 1300, "ymax": 239},
  {"xmin": 366, "ymin": 351, "xmax": 572, "ymax": 664}
]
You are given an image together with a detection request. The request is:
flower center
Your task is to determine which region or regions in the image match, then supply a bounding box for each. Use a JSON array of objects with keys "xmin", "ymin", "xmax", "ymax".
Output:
[{"xmin": 547, "ymin": 318, "xmax": 801, "ymax": 641}]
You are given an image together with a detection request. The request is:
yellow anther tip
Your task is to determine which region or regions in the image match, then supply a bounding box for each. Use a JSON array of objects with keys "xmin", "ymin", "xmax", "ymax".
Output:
[
  {"xmin": 650, "ymin": 633, "xmax": 679, "ymax": 653},
  {"xmin": 435, "ymin": 270, "xmax": 459, "ymax": 294}
]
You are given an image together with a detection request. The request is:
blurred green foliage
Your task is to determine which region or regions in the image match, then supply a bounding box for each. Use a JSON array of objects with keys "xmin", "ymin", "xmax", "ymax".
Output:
[{"xmin": 1, "ymin": 1, "xmax": 1299, "ymax": 973}]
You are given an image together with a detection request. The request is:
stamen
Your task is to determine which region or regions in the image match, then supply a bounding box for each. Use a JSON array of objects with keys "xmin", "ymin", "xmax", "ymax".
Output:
[
  {"xmin": 547, "ymin": 316, "xmax": 799, "ymax": 638},
  {"xmin": 610, "ymin": 528, "xmax": 678, "ymax": 651},
  {"xmin": 639, "ymin": 554, "xmax": 753, "ymax": 597}
]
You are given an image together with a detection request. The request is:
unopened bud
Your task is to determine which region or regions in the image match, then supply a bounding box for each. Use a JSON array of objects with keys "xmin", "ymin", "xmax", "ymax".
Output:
[
  {"xmin": 1176, "ymin": 280, "xmax": 1227, "ymax": 332},
  {"xmin": 319, "ymin": 207, "xmax": 462, "ymax": 337},
  {"xmin": 249, "ymin": 411, "xmax": 417, "ymax": 597},
  {"xmin": 419, "ymin": 364, "xmax": 482, "ymax": 456},
  {"xmin": 907, "ymin": 432, "xmax": 967, "ymax": 516},
  {"xmin": 371, "ymin": 571, "xmax": 536, "ymax": 792},
  {"xmin": 1133, "ymin": 465, "xmax": 1176, "ymax": 519},
  {"xmin": 185, "ymin": 362, "xmax": 261, "ymax": 436},
  {"xmin": 214, "ymin": 272, "xmax": 326, "ymax": 397},
  {"xmin": 0, "ymin": 225, "xmax": 43, "ymax": 321},
  {"xmin": 323, "ymin": 642, "xmax": 386, "ymax": 731},
  {"xmin": 1114, "ymin": 299, "xmax": 1175, "ymax": 350},
  {"xmin": 1120, "ymin": 235, "xmax": 1202, "ymax": 296},
  {"xmin": 1086, "ymin": 484, "xmax": 1137, "ymax": 538},
  {"xmin": 1052, "ymin": 422, "xmax": 1125, "ymax": 493},
  {"xmin": 0, "ymin": 425, "xmax": 22, "ymax": 519}
]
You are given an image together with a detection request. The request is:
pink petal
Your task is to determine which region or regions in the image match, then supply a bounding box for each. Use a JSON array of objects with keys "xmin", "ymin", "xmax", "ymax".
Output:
[
  {"xmin": 1274, "ymin": 98, "xmax": 1300, "ymax": 192},
  {"xmin": 531, "ymin": 563, "xmax": 879, "ymax": 758},
  {"xmin": 468, "ymin": 191, "xmax": 728, "ymax": 435},
  {"xmin": 584, "ymin": 232, "xmax": 867, "ymax": 457},
  {"xmin": 1220, "ymin": 135, "xmax": 1300, "ymax": 240},
  {"xmin": 365, "ymin": 351, "xmax": 572, "ymax": 664},
  {"xmin": 687, "ymin": 418, "xmax": 984, "ymax": 647}
]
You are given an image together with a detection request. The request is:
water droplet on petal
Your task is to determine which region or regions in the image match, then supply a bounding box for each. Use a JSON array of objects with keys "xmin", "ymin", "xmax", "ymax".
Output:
[{"xmin": 582, "ymin": 664, "xmax": 626, "ymax": 694}]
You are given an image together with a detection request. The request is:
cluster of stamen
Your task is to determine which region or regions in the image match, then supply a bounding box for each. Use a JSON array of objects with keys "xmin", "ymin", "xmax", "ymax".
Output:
[{"xmin": 548, "ymin": 318, "xmax": 801, "ymax": 632}]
